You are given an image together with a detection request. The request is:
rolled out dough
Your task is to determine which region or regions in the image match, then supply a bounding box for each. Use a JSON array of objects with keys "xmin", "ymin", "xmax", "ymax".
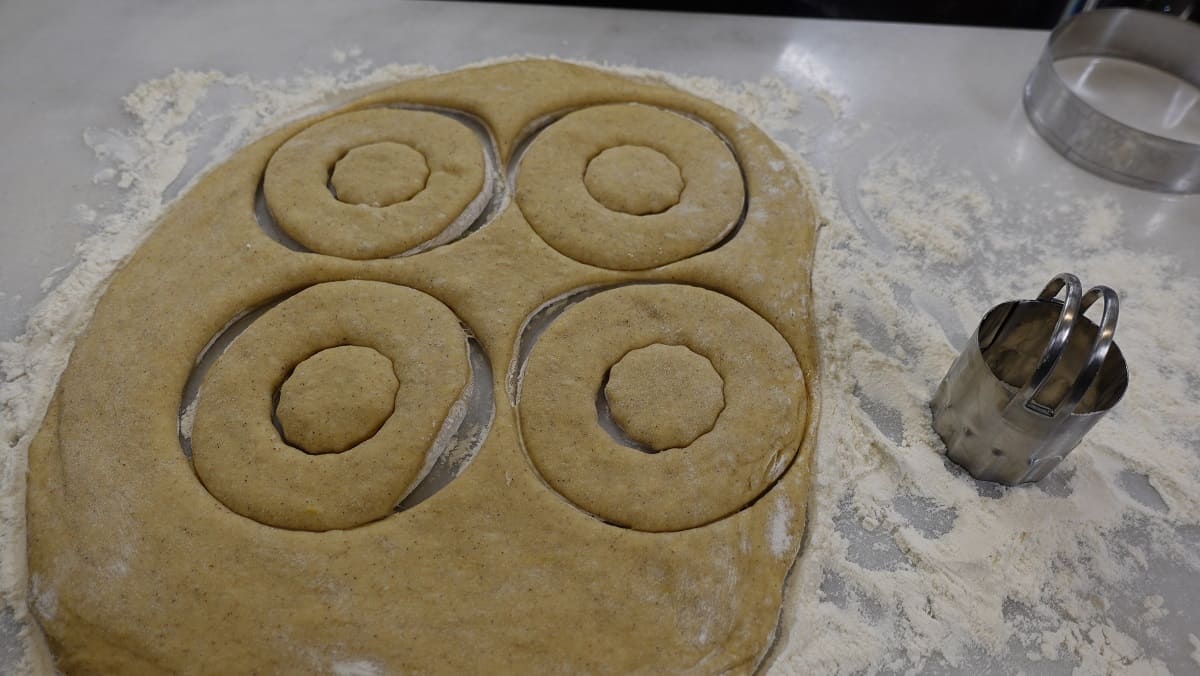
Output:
[{"xmin": 26, "ymin": 59, "xmax": 820, "ymax": 674}]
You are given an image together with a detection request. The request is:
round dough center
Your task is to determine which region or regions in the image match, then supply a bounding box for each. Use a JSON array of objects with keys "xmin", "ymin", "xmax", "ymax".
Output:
[
  {"xmin": 276, "ymin": 345, "xmax": 399, "ymax": 454},
  {"xmin": 331, "ymin": 141, "xmax": 430, "ymax": 206},
  {"xmin": 583, "ymin": 145, "xmax": 683, "ymax": 215},
  {"xmin": 604, "ymin": 344, "xmax": 724, "ymax": 452}
]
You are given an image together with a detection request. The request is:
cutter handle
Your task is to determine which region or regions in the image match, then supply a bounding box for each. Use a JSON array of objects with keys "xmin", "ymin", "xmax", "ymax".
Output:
[
  {"xmin": 1015, "ymin": 273, "xmax": 1083, "ymax": 415},
  {"xmin": 1051, "ymin": 285, "xmax": 1119, "ymax": 418}
]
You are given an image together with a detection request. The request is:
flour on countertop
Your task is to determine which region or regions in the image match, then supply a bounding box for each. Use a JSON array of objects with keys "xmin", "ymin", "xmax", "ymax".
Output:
[
  {"xmin": 769, "ymin": 136, "xmax": 1200, "ymax": 674},
  {"xmin": 2, "ymin": 51, "xmax": 1198, "ymax": 675}
]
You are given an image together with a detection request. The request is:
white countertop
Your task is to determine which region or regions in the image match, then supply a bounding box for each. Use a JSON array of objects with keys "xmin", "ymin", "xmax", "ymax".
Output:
[{"xmin": 2, "ymin": 1, "xmax": 1197, "ymax": 673}]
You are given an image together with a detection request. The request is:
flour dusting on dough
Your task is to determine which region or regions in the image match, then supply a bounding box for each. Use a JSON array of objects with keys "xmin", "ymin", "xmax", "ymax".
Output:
[
  {"xmin": 331, "ymin": 659, "xmax": 383, "ymax": 676},
  {"xmin": 27, "ymin": 577, "xmax": 54, "ymax": 624},
  {"xmin": 768, "ymin": 493, "xmax": 795, "ymax": 559}
]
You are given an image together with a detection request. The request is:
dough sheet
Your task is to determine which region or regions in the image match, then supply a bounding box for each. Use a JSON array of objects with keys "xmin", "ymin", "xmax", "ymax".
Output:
[{"xmin": 26, "ymin": 59, "xmax": 820, "ymax": 674}]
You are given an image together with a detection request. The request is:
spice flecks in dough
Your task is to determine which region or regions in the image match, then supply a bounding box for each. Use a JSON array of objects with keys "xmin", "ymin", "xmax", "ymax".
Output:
[
  {"xmin": 583, "ymin": 145, "xmax": 683, "ymax": 215},
  {"xmin": 517, "ymin": 103, "xmax": 744, "ymax": 270},
  {"xmin": 276, "ymin": 345, "xmax": 399, "ymax": 454},
  {"xmin": 331, "ymin": 141, "xmax": 430, "ymax": 206},
  {"xmin": 604, "ymin": 344, "xmax": 724, "ymax": 451}
]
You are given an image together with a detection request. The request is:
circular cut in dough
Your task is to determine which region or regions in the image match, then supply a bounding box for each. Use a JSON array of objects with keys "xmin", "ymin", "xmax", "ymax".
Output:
[
  {"xmin": 604, "ymin": 344, "xmax": 724, "ymax": 451},
  {"xmin": 518, "ymin": 284, "xmax": 806, "ymax": 532},
  {"xmin": 191, "ymin": 280, "xmax": 471, "ymax": 531},
  {"xmin": 276, "ymin": 345, "xmax": 399, "ymax": 454},
  {"xmin": 516, "ymin": 104, "xmax": 745, "ymax": 271},
  {"xmin": 331, "ymin": 142, "xmax": 430, "ymax": 206},
  {"xmin": 584, "ymin": 145, "xmax": 683, "ymax": 215},
  {"xmin": 264, "ymin": 108, "xmax": 487, "ymax": 259}
]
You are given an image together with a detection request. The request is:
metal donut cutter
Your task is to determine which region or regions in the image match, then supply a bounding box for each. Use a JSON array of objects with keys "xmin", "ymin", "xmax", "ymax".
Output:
[
  {"xmin": 1024, "ymin": 8, "xmax": 1200, "ymax": 193},
  {"xmin": 932, "ymin": 274, "xmax": 1129, "ymax": 486}
]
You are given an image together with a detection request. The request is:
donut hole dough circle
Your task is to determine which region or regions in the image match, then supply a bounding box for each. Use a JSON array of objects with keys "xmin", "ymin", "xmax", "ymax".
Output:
[
  {"xmin": 583, "ymin": 145, "xmax": 683, "ymax": 215},
  {"xmin": 330, "ymin": 141, "xmax": 430, "ymax": 206},
  {"xmin": 190, "ymin": 280, "xmax": 470, "ymax": 532},
  {"xmin": 518, "ymin": 284, "xmax": 807, "ymax": 532},
  {"xmin": 516, "ymin": 104, "xmax": 745, "ymax": 271},
  {"xmin": 264, "ymin": 108, "xmax": 486, "ymax": 260},
  {"xmin": 275, "ymin": 345, "xmax": 399, "ymax": 454},
  {"xmin": 604, "ymin": 344, "xmax": 724, "ymax": 451}
]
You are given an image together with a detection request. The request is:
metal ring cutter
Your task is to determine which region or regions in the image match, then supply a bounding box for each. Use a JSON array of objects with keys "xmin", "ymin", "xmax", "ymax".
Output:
[
  {"xmin": 1023, "ymin": 8, "xmax": 1200, "ymax": 193},
  {"xmin": 931, "ymin": 273, "xmax": 1129, "ymax": 486}
]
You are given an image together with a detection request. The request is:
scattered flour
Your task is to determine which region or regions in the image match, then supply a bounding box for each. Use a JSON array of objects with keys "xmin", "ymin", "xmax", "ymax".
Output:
[{"xmin": 1, "ymin": 50, "xmax": 1197, "ymax": 675}]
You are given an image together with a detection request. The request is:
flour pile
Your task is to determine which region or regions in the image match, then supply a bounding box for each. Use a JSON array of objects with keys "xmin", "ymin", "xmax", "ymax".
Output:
[{"xmin": 1, "ymin": 53, "xmax": 1197, "ymax": 674}]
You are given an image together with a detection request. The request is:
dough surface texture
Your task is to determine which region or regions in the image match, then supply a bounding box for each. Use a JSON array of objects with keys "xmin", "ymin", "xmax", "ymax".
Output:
[
  {"xmin": 519, "ymin": 284, "xmax": 807, "ymax": 532},
  {"xmin": 516, "ymin": 103, "xmax": 744, "ymax": 270},
  {"xmin": 190, "ymin": 280, "xmax": 470, "ymax": 531},
  {"xmin": 584, "ymin": 145, "xmax": 684, "ymax": 215},
  {"xmin": 604, "ymin": 343, "xmax": 725, "ymax": 451},
  {"xmin": 276, "ymin": 344, "xmax": 401, "ymax": 454},
  {"xmin": 330, "ymin": 141, "xmax": 430, "ymax": 206},
  {"xmin": 27, "ymin": 59, "xmax": 820, "ymax": 674},
  {"xmin": 264, "ymin": 108, "xmax": 486, "ymax": 259}
]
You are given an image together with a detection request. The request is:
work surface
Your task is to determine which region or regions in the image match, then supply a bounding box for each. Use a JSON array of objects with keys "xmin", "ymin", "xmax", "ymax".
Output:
[{"xmin": 1, "ymin": 1, "xmax": 1198, "ymax": 674}]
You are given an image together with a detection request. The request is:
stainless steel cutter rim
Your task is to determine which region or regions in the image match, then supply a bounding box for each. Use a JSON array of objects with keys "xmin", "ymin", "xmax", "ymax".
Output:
[{"xmin": 1023, "ymin": 8, "xmax": 1200, "ymax": 194}]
